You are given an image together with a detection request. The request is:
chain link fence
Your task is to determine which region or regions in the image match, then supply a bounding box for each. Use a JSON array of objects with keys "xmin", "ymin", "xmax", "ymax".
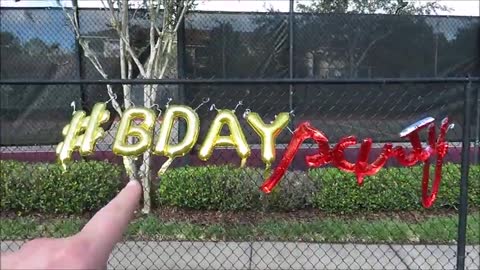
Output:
[{"xmin": 1, "ymin": 6, "xmax": 480, "ymax": 270}]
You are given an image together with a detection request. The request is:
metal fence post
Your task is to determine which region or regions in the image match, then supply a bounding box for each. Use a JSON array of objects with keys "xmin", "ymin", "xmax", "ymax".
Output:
[
  {"xmin": 288, "ymin": 0, "xmax": 295, "ymax": 128},
  {"xmin": 474, "ymin": 86, "xmax": 479, "ymax": 165},
  {"xmin": 456, "ymin": 81, "xmax": 473, "ymax": 270},
  {"xmin": 72, "ymin": 0, "xmax": 85, "ymax": 107},
  {"xmin": 177, "ymin": 7, "xmax": 188, "ymax": 166}
]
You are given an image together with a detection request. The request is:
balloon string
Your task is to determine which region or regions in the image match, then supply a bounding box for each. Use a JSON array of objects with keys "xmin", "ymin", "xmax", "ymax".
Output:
[
  {"xmin": 60, "ymin": 162, "xmax": 67, "ymax": 173},
  {"xmin": 158, "ymin": 157, "xmax": 174, "ymax": 176},
  {"xmin": 70, "ymin": 101, "xmax": 76, "ymax": 115},
  {"xmin": 194, "ymin": 97, "xmax": 210, "ymax": 111},
  {"xmin": 123, "ymin": 157, "xmax": 136, "ymax": 179},
  {"xmin": 240, "ymin": 158, "xmax": 247, "ymax": 168},
  {"xmin": 263, "ymin": 163, "xmax": 271, "ymax": 180},
  {"xmin": 233, "ymin": 100, "xmax": 243, "ymax": 113}
]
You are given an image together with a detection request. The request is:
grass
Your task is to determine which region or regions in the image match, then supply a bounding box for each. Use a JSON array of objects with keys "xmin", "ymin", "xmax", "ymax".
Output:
[{"xmin": 1, "ymin": 213, "xmax": 479, "ymax": 244}]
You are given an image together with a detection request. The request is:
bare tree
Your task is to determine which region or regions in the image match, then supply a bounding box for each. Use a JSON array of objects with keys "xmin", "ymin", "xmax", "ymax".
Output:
[{"xmin": 59, "ymin": 0, "xmax": 193, "ymax": 213}]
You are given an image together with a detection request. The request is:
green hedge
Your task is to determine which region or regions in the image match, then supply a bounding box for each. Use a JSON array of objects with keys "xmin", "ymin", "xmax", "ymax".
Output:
[
  {"xmin": 157, "ymin": 166, "xmax": 261, "ymax": 211},
  {"xmin": 310, "ymin": 164, "xmax": 480, "ymax": 213},
  {"xmin": 156, "ymin": 166, "xmax": 317, "ymax": 211},
  {"xmin": 1, "ymin": 159, "xmax": 478, "ymax": 214},
  {"xmin": 157, "ymin": 164, "xmax": 479, "ymax": 212},
  {"xmin": 0, "ymin": 160, "xmax": 122, "ymax": 214}
]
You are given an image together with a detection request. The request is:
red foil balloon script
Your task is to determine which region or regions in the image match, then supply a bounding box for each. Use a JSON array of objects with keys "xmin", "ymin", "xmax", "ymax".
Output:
[{"xmin": 260, "ymin": 117, "xmax": 452, "ymax": 208}]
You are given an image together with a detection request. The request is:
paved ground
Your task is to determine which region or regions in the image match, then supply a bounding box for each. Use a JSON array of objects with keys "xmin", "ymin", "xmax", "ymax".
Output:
[{"xmin": 2, "ymin": 241, "xmax": 479, "ymax": 270}]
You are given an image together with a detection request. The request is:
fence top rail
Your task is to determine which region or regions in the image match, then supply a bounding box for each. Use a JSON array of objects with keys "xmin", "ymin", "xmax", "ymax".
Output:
[
  {"xmin": 2, "ymin": 6, "xmax": 480, "ymax": 19},
  {"xmin": 0, "ymin": 77, "xmax": 479, "ymax": 86}
]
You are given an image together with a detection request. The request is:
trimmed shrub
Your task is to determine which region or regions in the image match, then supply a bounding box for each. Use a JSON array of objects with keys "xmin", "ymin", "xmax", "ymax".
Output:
[
  {"xmin": 310, "ymin": 164, "xmax": 480, "ymax": 213},
  {"xmin": 2, "ymin": 160, "xmax": 477, "ymax": 214},
  {"xmin": 467, "ymin": 165, "xmax": 480, "ymax": 207},
  {"xmin": 0, "ymin": 160, "xmax": 122, "ymax": 214},
  {"xmin": 262, "ymin": 170, "xmax": 318, "ymax": 211},
  {"xmin": 157, "ymin": 165, "xmax": 262, "ymax": 211},
  {"xmin": 156, "ymin": 165, "xmax": 318, "ymax": 211}
]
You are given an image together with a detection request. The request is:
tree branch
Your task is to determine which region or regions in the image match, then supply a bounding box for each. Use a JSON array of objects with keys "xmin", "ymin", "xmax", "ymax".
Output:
[
  {"xmin": 104, "ymin": 0, "xmax": 120, "ymax": 28},
  {"xmin": 118, "ymin": 34, "xmax": 148, "ymax": 78},
  {"xmin": 104, "ymin": 0, "xmax": 147, "ymax": 78},
  {"xmin": 173, "ymin": 1, "xmax": 188, "ymax": 33},
  {"xmin": 120, "ymin": 0, "xmax": 129, "ymax": 81},
  {"xmin": 146, "ymin": 0, "xmax": 158, "ymax": 77},
  {"xmin": 63, "ymin": 1, "xmax": 123, "ymax": 116},
  {"xmin": 157, "ymin": 38, "xmax": 173, "ymax": 79}
]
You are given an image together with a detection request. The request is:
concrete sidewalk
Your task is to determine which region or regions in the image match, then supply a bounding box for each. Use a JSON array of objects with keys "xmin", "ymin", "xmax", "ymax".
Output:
[{"xmin": 2, "ymin": 241, "xmax": 479, "ymax": 269}]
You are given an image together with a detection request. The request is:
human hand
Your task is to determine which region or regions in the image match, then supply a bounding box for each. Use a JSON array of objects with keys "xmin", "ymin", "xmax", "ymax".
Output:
[{"xmin": 0, "ymin": 180, "xmax": 142, "ymax": 270}]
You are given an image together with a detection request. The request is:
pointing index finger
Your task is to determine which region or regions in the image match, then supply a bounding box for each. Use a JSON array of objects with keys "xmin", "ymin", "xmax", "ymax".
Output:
[{"xmin": 76, "ymin": 180, "xmax": 142, "ymax": 260}]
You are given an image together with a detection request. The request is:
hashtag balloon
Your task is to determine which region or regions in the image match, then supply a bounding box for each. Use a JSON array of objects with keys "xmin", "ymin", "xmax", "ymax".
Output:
[
  {"xmin": 56, "ymin": 103, "xmax": 110, "ymax": 171},
  {"xmin": 79, "ymin": 103, "xmax": 111, "ymax": 155}
]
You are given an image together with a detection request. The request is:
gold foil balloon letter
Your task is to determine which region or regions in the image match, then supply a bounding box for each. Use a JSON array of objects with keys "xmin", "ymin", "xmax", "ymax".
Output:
[
  {"xmin": 154, "ymin": 105, "xmax": 200, "ymax": 175},
  {"xmin": 113, "ymin": 107, "xmax": 156, "ymax": 156},
  {"xmin": 56, "ymin": 110, "xmax": 86, "ymax": 170},
  {"xmin": 247, "ymin": 112, "xmax": 290, "ymax": 168},
  {"xmin": 79, "ymin": 103, "xmax": 111, "ymax": 155},
  {"xmin": 199, "ymin": 109, "xmax": 250, "ymax": 166},
  {"xmin": 56, "ymin": 103, "xmax": 110, "ymax": 170},
  {"xmin": 155, "ymin": 105, "xmax": 200, "ymax": 157}
]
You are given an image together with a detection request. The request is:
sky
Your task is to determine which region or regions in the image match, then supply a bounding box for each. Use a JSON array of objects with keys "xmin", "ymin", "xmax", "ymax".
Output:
[{"xmin": 2, "ymin": 0, "xmax": 480, "ymax": 16}]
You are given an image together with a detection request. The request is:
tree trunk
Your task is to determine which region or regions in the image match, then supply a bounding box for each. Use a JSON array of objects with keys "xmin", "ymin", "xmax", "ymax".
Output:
[
  {"xmin": 120, "ymin": 0, "xmax": 138, "ymax": 182},
  {"xmin": 64, "ymin": 0, "xmax": 190, "ymax": 215},
  {"xmin": 140, "ymin": 84, "xmax": 154, "ymax": 214},
  {"xmin": 140, "ymin": 151, "xmax": 152, "ymax": 214}
]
